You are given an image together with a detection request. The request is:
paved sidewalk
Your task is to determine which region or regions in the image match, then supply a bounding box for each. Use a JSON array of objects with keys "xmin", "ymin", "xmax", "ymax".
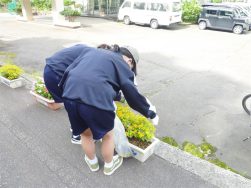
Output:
[{"xmin": 0, "ymin": 84, "xmax": 215, "ymax": 188}]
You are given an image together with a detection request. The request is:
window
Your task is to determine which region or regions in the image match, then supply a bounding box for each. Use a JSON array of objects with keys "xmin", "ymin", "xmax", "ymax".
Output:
[
  {"xmin": 133, "ymin": 2, "xmax": 145, "ymax": 10},
  {"xmin": 122, "ymin": 1, "xmax": 131, "ymax": 8},
  {"xmin": 219, "ymin": 10, "xmax": 233, "ymax": 17},
  {"xmin": 146, "ymin": 3, "xmax": 168, "ymax": 12},
  {"xmin": 206, "ymin": 10, "xmax": 217, "ymax": 15}
]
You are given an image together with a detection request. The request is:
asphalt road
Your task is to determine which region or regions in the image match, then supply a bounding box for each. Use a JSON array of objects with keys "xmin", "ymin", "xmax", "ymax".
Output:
[{"xmin": 1, "ymin": 13, "xmax": 251, "ymax": 177}]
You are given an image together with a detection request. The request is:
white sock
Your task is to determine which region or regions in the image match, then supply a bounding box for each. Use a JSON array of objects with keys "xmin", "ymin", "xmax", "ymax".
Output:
[
  {"xmin": 86, "ymin": 155, "xmax": 98, "ymax": 165},
  {"xmin": 104, "ymin": 160, "xmax": 114, "ymax": 168}
]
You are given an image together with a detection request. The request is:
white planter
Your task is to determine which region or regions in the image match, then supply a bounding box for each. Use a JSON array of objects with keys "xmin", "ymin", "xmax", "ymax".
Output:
[
  {"xmin": 129, "ymin": 137, "xmax": 159, "ymax": 162},
  {"xmin": 30, "ymin": 90, "xmax": 55, "ymax": 107},
  {"xmin": 0, "ymin": 76, "xmax": 25, "ymax": 88}
]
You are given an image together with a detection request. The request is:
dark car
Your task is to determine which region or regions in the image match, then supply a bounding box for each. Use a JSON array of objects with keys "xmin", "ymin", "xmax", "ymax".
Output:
[{"xmin": 198, "ymin": 6, "xmax": 250, "ymax": 34}]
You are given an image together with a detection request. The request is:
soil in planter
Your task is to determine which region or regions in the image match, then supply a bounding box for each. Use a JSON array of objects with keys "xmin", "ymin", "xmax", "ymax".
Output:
[{"xmin": 128, "ymin": 137, "xmax": 152, "ymax": 150}]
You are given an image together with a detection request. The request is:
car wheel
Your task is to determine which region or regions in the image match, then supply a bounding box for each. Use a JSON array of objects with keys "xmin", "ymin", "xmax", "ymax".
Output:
[
  {"xmin": 150, "ymin": 19, "xmax": 158, "ymax": 29},
  {"xmin": 233, "ymin": 25, "xmax": 243, "ymax": 34},
  {"xmin": 123, "ymin": 16, "xmax": 130, "ymax": 25},
  {"xmin": 198, "ymin": 21, "xmax": 207, "ymax": 30}
]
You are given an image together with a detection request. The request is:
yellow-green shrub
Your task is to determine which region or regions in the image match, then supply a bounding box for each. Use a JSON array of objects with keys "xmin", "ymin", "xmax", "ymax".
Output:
[
  {"xmin": 0, "ymin": 64, "xmax": 23, "ymax": 80},
  {"xmin": 116, "ymin": 102, "xmax": 156, "ymax": 142}
]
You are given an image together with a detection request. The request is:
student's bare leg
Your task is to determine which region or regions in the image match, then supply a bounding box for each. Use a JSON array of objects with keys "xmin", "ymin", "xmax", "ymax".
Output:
[
  {"xmin": 101, "ymin": 130, "xmax": 114, "ymax": 163},
  {"xmin": 81, "ymin": 128, "xmax": 95, "ymax": 159}
]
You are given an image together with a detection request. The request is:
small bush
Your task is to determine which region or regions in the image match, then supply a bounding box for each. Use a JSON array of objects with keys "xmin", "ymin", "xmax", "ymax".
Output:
[
  {"xmin": 116, "ymin": 102, "xmax": 156, "ymax": 142},
  {"xmin": 0, "ymin": 64, "xmax": 23, "ymax": 80},
  {"xmin": 182, "ymin": 0, "xmax": 202, "ymax": 24},
  {"xmin": 64, "ymin": 0, "xmax": 75, "ymax": 6},
  {"xmin": 161, "ymin": 136, "xmax": 179, "ymax": 147},
  {"xmin": 182, "ymin": 141, "xmax": 204, "ymax": 159},
  {"xmin": 60, "ymin": 7, "xmax": 80, "ymax": 17},
  {"xmin": 32, "ymin": 0, "xmax": 52, "ymax": 11},
  {"xmin": 34, "ymin": 80, "xmax": 53, "ymax": 100},
  {"xmin": 198, "ymin": 142, "xmax": 217, "ymax": 156}
]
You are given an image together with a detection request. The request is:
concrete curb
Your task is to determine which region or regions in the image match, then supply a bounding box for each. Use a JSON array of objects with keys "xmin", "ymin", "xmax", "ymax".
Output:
[{"xmin": 154, "ymin": 141, "xmax": 251, "ymax": 188}]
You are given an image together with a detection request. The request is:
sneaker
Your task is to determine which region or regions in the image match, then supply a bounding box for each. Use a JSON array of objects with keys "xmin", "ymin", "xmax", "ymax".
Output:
[
  {"xmin": 84, "ymin": 155, "xmax": 99, "ymax": 172},
  {"xmin": 71, "ymin": 134, "xmax": 81, "ymax": 144},
  {"xmin": 70, "ymin": 128, "xmax": 73, "ymax": 132},
  {"xmin": 104, "ymin": 155, "xmax": 123, "ymax": 176}
]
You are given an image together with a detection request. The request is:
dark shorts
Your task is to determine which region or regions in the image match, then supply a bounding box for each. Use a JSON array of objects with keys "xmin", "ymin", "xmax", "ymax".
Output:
[
  {"xmin": 64, "ymin": 99, "xmax": 115, "ymax": 140},
  {"xmin": 43, "ymin": 65, "xmax": 63, "ymax": 103}
]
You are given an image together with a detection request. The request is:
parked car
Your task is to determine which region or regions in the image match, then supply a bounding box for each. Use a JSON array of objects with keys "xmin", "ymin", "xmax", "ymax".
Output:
[
  {"xmin": 198, "ymin": 6, "xmax": 250, "ymax": 34},
  {"xmin": 117, "ymin": 0, "xmax": 182, "ymax": 29}
]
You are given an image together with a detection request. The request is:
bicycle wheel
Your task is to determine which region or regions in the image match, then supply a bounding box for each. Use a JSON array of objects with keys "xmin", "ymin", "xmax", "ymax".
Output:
[{"xmin": 242, "ymin": 94, "xmax": 251, "ymax": 115}]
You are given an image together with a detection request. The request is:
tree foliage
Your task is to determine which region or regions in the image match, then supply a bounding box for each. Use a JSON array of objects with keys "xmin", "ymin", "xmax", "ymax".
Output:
[
  {"xmin": 182, "ymin": 0, "xmax": 202, "ymax": 24},
  {"xmin": 31, "ymin": 0, "xmax": 51, "ymax": 11}
]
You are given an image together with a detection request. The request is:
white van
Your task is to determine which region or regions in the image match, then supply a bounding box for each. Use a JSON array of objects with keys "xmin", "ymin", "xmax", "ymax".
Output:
[{"xmin": 118, "ymin": 0, "xmax": 182, "ymax": 29}]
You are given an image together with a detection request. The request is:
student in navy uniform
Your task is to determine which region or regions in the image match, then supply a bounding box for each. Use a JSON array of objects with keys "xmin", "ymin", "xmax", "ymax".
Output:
[
  {"xmin": 60, "ymin": 44, "xmax": 159, "ymax": 175},
  {"xmin": 44, "ymin": 44, "xmax": 90, "ymax": 144}
]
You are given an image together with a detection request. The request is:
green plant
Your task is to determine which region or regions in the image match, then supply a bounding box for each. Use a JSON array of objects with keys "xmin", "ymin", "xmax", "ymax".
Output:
[
  {"xmin": 34, "ymin": 80, "xmax": 52, "ymax": 100},
  {"xmin": 15, "ymin": 1, "xmax": 22, "ymax": 15},
  {"xmin": 161, "ymin": 136, "xmax": 179, "ymax": 147},
  {"xmin": 198, "ymin": 142, "xmax": 217, "ymax": 156},
  {"xmin": 182, "ymin": 141, "xmax": 204, "ymax": 159},
  {"xmin": 116, "ymin": 102, "xmax": 156, "ymax": 142},
  {"xmin": 60, "ymin": 7, "xmax": 80, "ymax": 22},
  {"xmin": 0, "ymin": 64, "xmax": 23, "ymax": 80},
  {"xmin": 182, "ymin": 0, "xmax": 202, "ymax": 24},
  {"xmin": 31, "ymin": 0, "xmax": 51, "ymax": 11},
  {"xmin": 64, "ymin": 0, "xmax": 75, "ymax": 6},
  {"xmin": 0, "ymin": 0, "xmax": 11, "ymax": 7}
]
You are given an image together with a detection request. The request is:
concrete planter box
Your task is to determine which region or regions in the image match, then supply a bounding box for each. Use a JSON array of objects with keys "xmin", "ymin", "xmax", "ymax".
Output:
[
  {"xmin": 129, "ymin": 137, "xmax": 159, "ymax": 162},
  {"xmin": 30, "ymin": 90, "xmax": 55, "ymax": 107},
  {"xmin": 0, "ymin": 76, "xmax": 25, "ymax": 88}
]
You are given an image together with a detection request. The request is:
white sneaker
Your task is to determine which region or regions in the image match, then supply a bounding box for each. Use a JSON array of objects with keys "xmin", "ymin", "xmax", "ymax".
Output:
[
  {"xmin": 103, "ymin": 155, "xmax": 123, "ymax": 175},
  {"xmin": 84, "ymin": 155, "xmax": 99, "ymax": 172}
]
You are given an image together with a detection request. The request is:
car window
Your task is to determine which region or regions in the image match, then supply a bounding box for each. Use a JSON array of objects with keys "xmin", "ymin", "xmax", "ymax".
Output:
[
  {"xmin": 133, "ymin": 2, "xmax": 145, "ymax": 10},
  {"xmin": 122, "ymin": 1, "xmax": 131, "ymax": 8},
  {"xmin": 206, "ymin": 9, "xmax": 217, "ymax": 15},
  {"xmin": 146, "ymin": 3, "xmax": 168, "ymax": 11},
  {"xmin": 219, "ymin": 10, "xmax": 233, "ymax": 17}
]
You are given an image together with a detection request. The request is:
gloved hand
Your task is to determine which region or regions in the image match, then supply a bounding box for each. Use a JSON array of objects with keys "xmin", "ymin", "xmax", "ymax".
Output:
[{"xmin": 151, "ymin": 115, "xmax": 159, "ymax": 126}]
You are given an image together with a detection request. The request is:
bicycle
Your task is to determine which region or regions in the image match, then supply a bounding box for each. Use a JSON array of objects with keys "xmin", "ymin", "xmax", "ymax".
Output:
[
  {"xmin": 242, "ymin": 94, "xmax": 251, "ymax": 141},
  {"xmin": 242, "ymin": 94, "xmax": 251, "ymax": 115}
]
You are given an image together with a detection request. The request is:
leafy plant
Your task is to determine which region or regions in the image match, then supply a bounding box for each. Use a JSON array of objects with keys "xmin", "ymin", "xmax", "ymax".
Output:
[
  {"xmin": 198, "ymin": 142, "xmax": 217, "ymax": 156},
  {"xmin": 31, "ymin": 0, "xmax": 51, "ymax": 11},
  {"xmin": 64, "ymin": 0, "xmax": 75, "ymax": 6},
  {"xmin": 34, "ymin": 80, "xmax": 53, "ymax": 100},
  {"xmin": 161, "ymin": 136, "xmax": 179, "ymax": 147},
  {"xmin": 0, "ymin": 64, "xmax": 23, "ymax": 80},
  {"xmin": 116, "ymin": 102, "xmax": 156, "ymax": 142},
  {"xmin": 15, "ymin": 1, "xmax": 22, "ymax": 15},
  {"xmin": 182, "ymin": 0, "xmax": 202, "ymax": 24},
  {"xmin": 60, "ymin": 7, "xmax": 80, "ymax": 22},
  {"xmin": 182, "ymin": 141, "xmax": 204, "ymax": 159}
]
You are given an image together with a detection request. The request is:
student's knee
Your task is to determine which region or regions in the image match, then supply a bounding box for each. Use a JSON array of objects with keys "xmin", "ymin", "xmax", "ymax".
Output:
[
  {"xmin": 81, "ymin": 128, "xmax": 93, "ymax": 138},
  {"xmin": 103, "ymin": 130, "xmax": 114, "ymax": 140}
]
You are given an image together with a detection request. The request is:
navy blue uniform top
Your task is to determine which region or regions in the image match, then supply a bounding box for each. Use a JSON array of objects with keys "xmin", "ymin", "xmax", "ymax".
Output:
[
  {"xmin": 61, "ymin": 47, "xmax": 156, "ymax": 119},
  {"xmin": 45, "ymin": 44, "xmax": 89, "ymax": 77}
]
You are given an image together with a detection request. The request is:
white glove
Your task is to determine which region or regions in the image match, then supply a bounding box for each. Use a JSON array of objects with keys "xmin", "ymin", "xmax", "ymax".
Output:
[
  {"xmin": 146, "ymin": 98, "xmax": 156, "ymax": 113},
  {"xmin": 151, "ymin": 115, "xmax": 159, "ymax": 126}
]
